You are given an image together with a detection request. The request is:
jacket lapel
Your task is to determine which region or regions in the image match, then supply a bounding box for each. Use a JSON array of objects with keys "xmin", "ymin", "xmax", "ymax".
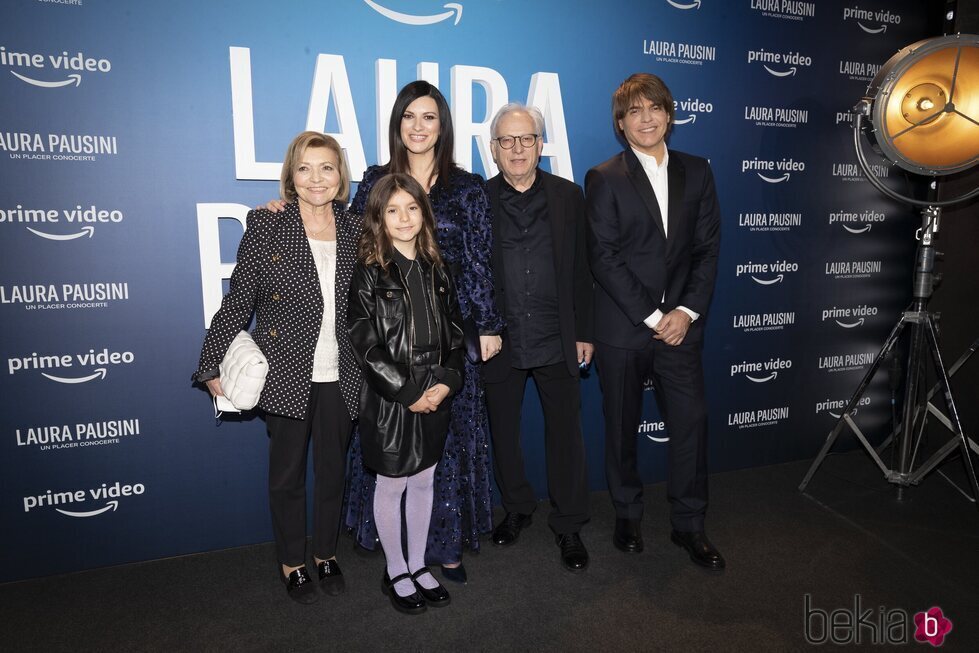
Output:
[
  {"xmin": 624, "ymin": 149, "xmax": 667, "ymax": 241},
  {"xmin": 666, "ymin": 154, "xmax": 686, "ymax": 247},
  {"xmin": 542, "ymin": 171, "xmax": 566, "ymax": 277}
]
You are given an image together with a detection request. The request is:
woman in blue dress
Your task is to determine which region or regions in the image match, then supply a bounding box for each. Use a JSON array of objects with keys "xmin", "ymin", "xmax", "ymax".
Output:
[{"xmin": 346, "ymin": 81, "xmax": 504, "ymax": 581}]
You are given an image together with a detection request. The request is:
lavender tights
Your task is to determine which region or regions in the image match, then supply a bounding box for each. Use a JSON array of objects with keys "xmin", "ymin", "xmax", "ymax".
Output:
[{"xmin": 374, "ymin": 464, "xmax": 440, "ymax": 597}]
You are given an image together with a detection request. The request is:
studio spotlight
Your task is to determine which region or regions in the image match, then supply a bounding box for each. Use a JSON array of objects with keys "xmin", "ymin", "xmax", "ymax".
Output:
[{"xmin": 800, "ymin": 34, "xmax": 979, "ymax": 507}]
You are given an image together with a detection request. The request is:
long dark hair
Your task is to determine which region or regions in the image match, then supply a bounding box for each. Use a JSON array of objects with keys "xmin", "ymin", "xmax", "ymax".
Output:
[
  {"xmin": 387, "ymin": 81, "xmax": 459, "ymax": 188},
  {"xmin": 358, "ymin": 173, "xmax": 443, "ymax": 273}
]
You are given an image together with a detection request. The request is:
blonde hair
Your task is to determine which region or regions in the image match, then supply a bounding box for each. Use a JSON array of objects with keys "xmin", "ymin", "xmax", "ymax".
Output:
[{"xmin": 279, "ymin": 131, "xmax": 350, "ymax": 203}]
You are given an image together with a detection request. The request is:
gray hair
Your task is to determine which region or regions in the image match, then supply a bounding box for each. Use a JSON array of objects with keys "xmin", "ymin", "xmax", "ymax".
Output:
[{"xmin": 490, "ymin": 103, "xmax": 545, "ymax": 139}]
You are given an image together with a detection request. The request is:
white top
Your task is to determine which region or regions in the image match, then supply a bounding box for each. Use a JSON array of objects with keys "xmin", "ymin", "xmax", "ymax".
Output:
[
  {"xmin": 631, "ymin": 147, "xmax": 699, "ymax": 329},
  {"xmin": 308, "ymin": 238, "xmax": 339, "ymax": 382}
]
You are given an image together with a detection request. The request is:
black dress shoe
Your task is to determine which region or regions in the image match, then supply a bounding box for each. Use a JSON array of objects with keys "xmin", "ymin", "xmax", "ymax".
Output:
[
  {"xmin": 381, "ymin": 571, "xmax": 427, "ymax": 615},
  {"xmin": 410, "ymin": 566, "xmax": 451, "ymax": 607},
  {"xmin": 280, "ymin": 566, "xmax": 318, "ymax": 604},
  {"xmin": 440, "ymin": 563, "xmax": 468, "ymax": 584},
  {"xmin": 613, "ymin": 518, "xmax": 643, "ymax": 553},
  {"xmin": 492, "ymin": 512, "xmax": 533, "ymax": 546},
  {"xmin": 670, "ymin": 530, "xmax": 726, "ymax": 571},
  {"xmin": 316, "ymin": 559, "xmax": 346, "ymax": 596},
  {"xmin": 555, "ymin": 533, "xmax": 589, "ymax": 572}
]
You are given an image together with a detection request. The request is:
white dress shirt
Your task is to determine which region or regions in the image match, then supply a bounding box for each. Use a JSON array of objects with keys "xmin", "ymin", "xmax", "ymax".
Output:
[{"xmin": 631, "ymin": 146, "xmax": 699, "ymax": 329}]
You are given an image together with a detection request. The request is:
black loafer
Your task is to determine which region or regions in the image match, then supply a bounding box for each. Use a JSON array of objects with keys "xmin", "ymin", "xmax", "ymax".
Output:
[
  {"xmin": 440, "ymin": 563, "xmax": 468, "ymax": 584},
  {"xmin": 492, "ymin": 512, "xmax": 533, "ymax": 546},
  {"xmin": 410, "ymin": 566, "xmax": 451, "ymax": 607},
  {"xmin": 316, "ymin": 559, "xmax": 346, "ymax": 596},
  {"xmin": 556, "ymin": 533, "xmax": 589, "ymax": 572},
  {"xmin": 382, "ymin": 571, "xmax": 427, "ymax": 615},
  {"xmin": 670, "ymin": 530, "xmax": 726, "ymax": 571},
  {"xmin": 613, "ymin": 518, "xmax": 643, "ymax": 553},
  {"xmin": 281, "ymin": 566, "xmax": 318, "ymax": 604}
]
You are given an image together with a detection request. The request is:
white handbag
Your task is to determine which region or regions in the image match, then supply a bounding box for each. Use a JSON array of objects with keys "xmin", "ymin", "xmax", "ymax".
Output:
[{"xmin": 214, "ymin": 330, "xmax": 268, "ymax": 414}]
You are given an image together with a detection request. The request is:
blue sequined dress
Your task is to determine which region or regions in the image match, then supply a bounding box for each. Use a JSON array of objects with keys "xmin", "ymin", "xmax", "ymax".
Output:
[{"xmin": 344, "ymin": 164, "xmax": 504, "ymax": 564}]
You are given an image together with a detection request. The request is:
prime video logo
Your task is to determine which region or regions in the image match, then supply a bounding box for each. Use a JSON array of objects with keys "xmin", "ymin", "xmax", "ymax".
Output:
[
  {"xmin": 842, "ymin": 6, "xmax": 902, "ymax": 34},
  {"xmin": 746, "ymin": 48, "xmax": 812, "ymax": 77},
  {"xmin": 23, "ymin": 481, "xmax": 145, "ymax": 517},
  {"xmin": 639, "ymin": 420, "xmax": 668, "ymax": 442},
  {"xmin": 672, "ymin": 97, "xmax": 712, "ymax": 126},
  {"xmin": 734, "ymin": 260, "xmax": 798, "ymax": 285},
  {"xmin": 730, "ymin": 357, "xmax": 791, "ymax": 383},
  {"xmin": 0, "ymin": 46, "xmax": 110, "ymax": 88},
  {"xmin": 741, "ymin": 157, "xmax": 804, "ymax": 183}
]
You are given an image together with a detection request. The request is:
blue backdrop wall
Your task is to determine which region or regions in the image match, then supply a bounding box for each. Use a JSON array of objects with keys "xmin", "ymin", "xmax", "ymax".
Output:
[{"xmin": 0, "ymin": 0, "xmax": 935, "ymax": 582}]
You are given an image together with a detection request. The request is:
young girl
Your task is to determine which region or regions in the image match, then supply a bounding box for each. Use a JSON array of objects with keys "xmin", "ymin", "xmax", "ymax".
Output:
[{"xmin": 347, "ymin": 173, "xmax": 465, "ymax": 614}]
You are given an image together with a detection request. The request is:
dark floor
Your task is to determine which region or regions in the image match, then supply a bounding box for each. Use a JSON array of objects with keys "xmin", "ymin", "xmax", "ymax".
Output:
[{"xmin": 1, "ymin": 452, "xmax": 977, "ymax": 652}]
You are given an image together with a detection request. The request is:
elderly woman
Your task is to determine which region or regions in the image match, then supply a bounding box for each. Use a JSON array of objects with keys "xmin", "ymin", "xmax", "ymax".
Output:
[{"xmin": 193, "ymin": 131, "xmax": 362, "ymax": 604}]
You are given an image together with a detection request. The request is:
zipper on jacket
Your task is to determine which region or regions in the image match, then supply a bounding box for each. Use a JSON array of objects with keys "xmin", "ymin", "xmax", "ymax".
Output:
[{"xmin": 394, "ymin": 264, "xmax": 415, "ymax": 366}]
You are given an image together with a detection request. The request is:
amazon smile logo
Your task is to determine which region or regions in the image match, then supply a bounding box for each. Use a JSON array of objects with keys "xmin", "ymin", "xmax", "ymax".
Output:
[
  {"xmin": 23, "ymin": 482, "xmax": 145, "ymax": 516},
  {"xmin": 7, "ymin": 348, "xmax": 135, "ymax": 380},
  {"xmin": 735, "ymin": 260, "xmax": 798, "ymax": 285},
  {"xmin": 666, "ymin": 0, "xmax": 701, "ymax": 9},
  {"xmin": 0, "ymin": 46, "xmax": 111, "ymax": 88},
  {"xmin": 363, "ymin": 0, "xmax": 463, "ymax": 25}
]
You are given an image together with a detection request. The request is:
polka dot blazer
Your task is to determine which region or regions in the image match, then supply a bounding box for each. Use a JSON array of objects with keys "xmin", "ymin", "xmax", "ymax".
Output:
[{"xmin": 193, "ymin": 201, "xmax": 362, "ymax": 421}]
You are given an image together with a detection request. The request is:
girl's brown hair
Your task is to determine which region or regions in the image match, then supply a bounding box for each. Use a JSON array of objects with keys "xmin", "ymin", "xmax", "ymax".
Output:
[{"xmin": 357, "ymin": 173, "xmax": 443, "ymax": 272}]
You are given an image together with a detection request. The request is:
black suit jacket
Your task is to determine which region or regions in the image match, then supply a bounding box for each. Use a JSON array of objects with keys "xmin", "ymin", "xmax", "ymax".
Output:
[
  {"xmin": 483, "ymin": 169, "xmax": 594, "ymax": 382},
  {"xmin": 585, "ymin": 148, "xmax": 720, "ymax": 350},
  {"xmin": 194, "ymin": 202, "xmax": 363, "ymax": 420}
]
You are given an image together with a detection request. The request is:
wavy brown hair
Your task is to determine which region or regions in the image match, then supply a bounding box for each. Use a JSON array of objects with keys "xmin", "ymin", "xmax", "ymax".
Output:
[{"xmin": 358, "ymin": 173, "xmax": 443, "ymax": 273}]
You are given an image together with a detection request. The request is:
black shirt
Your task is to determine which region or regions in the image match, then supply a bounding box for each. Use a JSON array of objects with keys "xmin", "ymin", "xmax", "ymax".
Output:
[
  {"xmin": 498, "ymin": 172, "xmax": 562, "ymax": 368},
  {"xmin": 393, "ymin": 248, "xmax": 437, "ymax": 348}
]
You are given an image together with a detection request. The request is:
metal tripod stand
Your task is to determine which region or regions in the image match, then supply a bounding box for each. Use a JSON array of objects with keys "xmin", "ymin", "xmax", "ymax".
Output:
[{"xmin": 799, "ymin": 206, "xmax": 979, "ymax": 508}]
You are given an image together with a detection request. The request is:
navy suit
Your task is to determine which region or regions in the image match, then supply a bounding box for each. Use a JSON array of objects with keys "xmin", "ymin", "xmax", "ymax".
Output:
[{"xmin": 585, "ymin": 148, "xmax": 720, "ymax": 531}]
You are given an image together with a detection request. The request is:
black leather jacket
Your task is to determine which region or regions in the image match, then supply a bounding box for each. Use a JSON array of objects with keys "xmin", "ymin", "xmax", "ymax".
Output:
[{"xmin": 348, "ymin": 258, "xmax": 465, "ymax": 405}]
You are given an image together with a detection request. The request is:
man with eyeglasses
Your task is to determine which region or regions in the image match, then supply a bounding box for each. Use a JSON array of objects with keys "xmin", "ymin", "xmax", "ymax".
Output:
[
  {"xmin": 586, "ymin": 73, "xmax": 723, "ymax": 571},
  {"xmin": 482, "ymin": 103, "xmax": 594, "ymax": 572}
]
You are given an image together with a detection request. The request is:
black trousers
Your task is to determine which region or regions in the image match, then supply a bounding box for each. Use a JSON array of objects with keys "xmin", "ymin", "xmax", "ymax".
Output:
[
  {"xmin": 484, "ymin": 361, "xmax": 589, "ymax": 534},
  {"xmin": 595, "ymin": 340, "xmax": 708, "ymax": 532},
  {"xmin": 266, "ymin": 382, "xmax": 353, "ymax": 566}
]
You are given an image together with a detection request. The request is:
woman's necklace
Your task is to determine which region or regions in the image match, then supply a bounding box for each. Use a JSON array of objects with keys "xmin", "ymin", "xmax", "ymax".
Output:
[{"xmin": 302, "ymin": 216, "xmax": 333, "ymax": 238}]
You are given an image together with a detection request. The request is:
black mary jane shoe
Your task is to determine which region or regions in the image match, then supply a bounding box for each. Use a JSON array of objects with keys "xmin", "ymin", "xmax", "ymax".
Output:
[
  {"xmin": 316, "ymin": 559, "xmax": 346, "ymax": 596},
  {"xmin": 410, "ymin": 566, "xmax": 451, "ymax": 607},
  {"xmin": 381, "ymin": 570, "xmax": 427, "ymax": 615},
  {"xmin": 280, "ymin": 566, "xmax": 318, "ymax": 604},
  {"xmin": 440, "ymin": 562, "xmax": 468, "ymax": 584}
]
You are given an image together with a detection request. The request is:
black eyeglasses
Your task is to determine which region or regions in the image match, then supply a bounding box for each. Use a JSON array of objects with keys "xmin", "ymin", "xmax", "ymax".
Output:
[{"xmin": 493, "ymin": 134, "xmax": 539, "ymax": 149}]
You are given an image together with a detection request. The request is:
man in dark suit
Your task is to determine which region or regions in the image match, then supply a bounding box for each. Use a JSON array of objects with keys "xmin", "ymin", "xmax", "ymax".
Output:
[
  {"xmin": 483, "ymin": 103, "xmax": 594, "ymax": 572},
  {"xmin": 586, "ymin": 73, "xmax": 723, "ymax": 570}
]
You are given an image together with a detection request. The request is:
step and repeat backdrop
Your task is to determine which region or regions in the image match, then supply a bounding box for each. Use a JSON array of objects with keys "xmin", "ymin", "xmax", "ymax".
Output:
[{"xmin": 1, "ymin": 0, "xmax": 934, "ymax": 581}]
